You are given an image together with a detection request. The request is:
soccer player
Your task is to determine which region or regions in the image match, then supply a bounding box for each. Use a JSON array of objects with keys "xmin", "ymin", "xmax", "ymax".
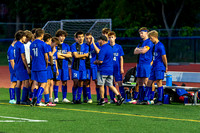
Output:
[
  {"xmin": 7, "ymin": 40, "xmax": 17, "ymax": 104},
  {"xmin": 133, "ymin": 27, "xmax": 154, "ymax": 104},
  {"xmin": 94, "ymin": 35, "xmax": 124, "ymax": 106},
  {"xmin": 24, "ymin": 30, "xmax": 33, "ymax": 99},
  {"xmin": 13, "ymin": 30, "xmax": 30, "ymax": 104},
  {"xmin": 43, "ymin": 33, "xmax": 56, "ymax": 106},
  {"xmin": 108, "ymin": 31, "xmax": 126, "ymax": 103},
  {"xmin": 30, "ymin": 28, "xmax": 48, "ymax": 106},
  {"xmin": 53, "ymin": 29, "xmax": 72, "ymax": 103},
  {"xmin": 146, "ymin": 30, "xmax": 168, "ymax": 105},
  {"xmin": 71, "ymin": 31, "xmax": 89, "ymax": 104},
  {"xmin": 83, "ymin": 33, "xmax": 99, "ymax": 104}
]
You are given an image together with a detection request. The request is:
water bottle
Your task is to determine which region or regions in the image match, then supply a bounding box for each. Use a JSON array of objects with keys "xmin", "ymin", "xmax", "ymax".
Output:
[{"xmin": 166, "ymin": 74, "xmax": 172, "ymax": 86}]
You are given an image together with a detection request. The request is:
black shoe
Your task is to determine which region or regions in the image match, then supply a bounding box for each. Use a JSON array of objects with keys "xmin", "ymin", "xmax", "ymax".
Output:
[
  {"xmin": 83, "ymin": 100, "xmax": 88, "ymax": 103},
  {"xmin": 30, "ymin": 97, "xmax": 37, "ymax": 107},
  {"xmin": 97, "ymin": 98, "xmax": 105, "ymax": 106},
  {"xmin": 16, "ymin": 101, "xmax": 20, "ymax": 104},
  {"xmin": 71, "ymin": 99, "xmax": 76, "ymax": 104},
  {"xmin": 154, "ymin": 101, "xmax": 162, "ymax": 105},
  {"xmin": 116, "ymin": 96, "xmax": 124, "ymax": 106},
  {"xmin": 76, "ymin": 99, "xmax": 82, "ymax": 104}
]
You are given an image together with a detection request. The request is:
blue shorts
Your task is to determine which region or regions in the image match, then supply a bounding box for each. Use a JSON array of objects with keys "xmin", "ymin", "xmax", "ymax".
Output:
[
  {"xmin": 86, "ymin": 67, "xmax": 97, "ymax": 80},
  {"xmin": 32, "ymin": 70, "xmax": 47, "ymax": 83},
  {"xmin": 16, "ymin": 70, "xmax": 29, "ymax": 81},
  {"xmin": 113, "ymin": 71, "xmax": 123, "ymax": 82},
  {"xmin": 10, "ymin": 72, "xmax": 17, "ymax": 82},
  {"xmin": 47, "ymin": 66, "xmax": 53, "ymax": 80},
  {"xmin": 149, "ymin": 69, "xmax": 165, "ymax": 81},
  {"xmin": 72, "ymin": 69, "xmax": 86, "ymax": 80},
  {"xmin": 55, "ymin": 69, "xmax": 70, "ymax": 81},
  {"xmin": 136, "ymin": 64, "xmax": 151, "ymax": 78}
]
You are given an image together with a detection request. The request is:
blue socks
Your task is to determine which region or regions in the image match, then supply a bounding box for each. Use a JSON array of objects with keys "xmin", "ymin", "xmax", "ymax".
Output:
[
  {"xmin": 119, "ymin": 86, "xmax": 125, "ymax": 98},
  {"xmin": 77, "ymin": 87, "xmax": 83, "ymax": 100},
  {"xmin": 28, "ymin": 87, "xmax": 33, "ymax": 99},
  {"xmin": 9, "ymin": 88, "xmax": 15, "ymax": 100},
  {"xmin": 36, "ymin": 87, "xmax": 44, "ymax": 98},
  {"xmin": 86, "ymin": 87, "xmax": 92, "ymax": 99},
  {"xmin": 83, "ymin": 85, "xmax": 87, "ymax": 101},
  {"xmin": 62, "ymin": 85, "xmax": 67, "ymax": 99},
  {"xmin": 96, "ymin": 88, "xmax": 100, "ymax": 101},
  {"xmin": 15, "ymin": 87, "xmax": 21, "ymax": 103},
  {"xmin": 53, "ymin": 85, "xmax": 59, "ymax": 99},
  {"xmin": 150, "ymin": 91, "xmax": 155, "ymax": 100},
  {"xmin": 44, "ymin": 94, "xmax": 49, "ymax": 103},
  {"xmin": 139, "ymin": 86, "xmax": 144, "ymax": 101},
  {"xmin": 157, "ymin": 86, "xmax": 163, "ymax": 102},
  {"xmin": 109, "ymin": 88, "xmax": 115, "ymax": 100},
  {"xmin": 144, "ymin": 87, "xmax": 151, "ymax": 101},
  {"xmin": 22, "ymin": 87, "xmax": 28, "ymax": 102},
  {"xmin": 134, "ymin": 91, "xmax": 139, "ymax": 99},
  {"xmin": 72, "ymin": 87, "xmax": 78, "ymax": 101}
]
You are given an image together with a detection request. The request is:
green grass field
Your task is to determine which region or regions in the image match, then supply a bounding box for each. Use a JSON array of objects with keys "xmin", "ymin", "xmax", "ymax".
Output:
[{"xmin": 0, "ymin": 88, "xmax": 200, "ymax": 133}]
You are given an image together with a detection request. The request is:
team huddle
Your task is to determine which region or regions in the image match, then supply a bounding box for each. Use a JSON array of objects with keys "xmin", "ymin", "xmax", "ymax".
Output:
[{"xmin": 7, "ymin": 27, "xmax": 167, "ymax": 106}]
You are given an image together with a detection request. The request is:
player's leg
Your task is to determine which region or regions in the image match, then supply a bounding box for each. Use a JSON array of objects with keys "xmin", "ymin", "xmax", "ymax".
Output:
[
  {"xmin": 83, "ymin": 81, "xmax": 88, "ymax": 103},
  {"xmin": 21, "ymin": 79, "xmax": 30, "ymax": 104},
  {"xmin": 106, "ymin": 75, "xmax": 124, "ymax": 106},
  {"xmin": 61, "ymin": 69, "xmax": 71, "ymax": 103},
  {"xmin": 44, "ymin": 79, "xmax": 50, "ymax": 104},
  {"xmin": 85, "ymin": 79, "xmax": 92, "ymax": 103},
  {"xmin": 71, "ymin": 69, "xmax": 79, "ymax": 103},
  {"xmin": 97, "ymin": 72, "xmax": 105, "ymax": 105},
  {"xmin": 9, "ymin": 72, "xmax": 17, "ymax": 104},
  {"xmin": 49, "ymin": 79, "xmax": 54, "ymax": 103},
  {"xmin": 15, "ymin": 80, "xmax": 22, "ymax": 104}
]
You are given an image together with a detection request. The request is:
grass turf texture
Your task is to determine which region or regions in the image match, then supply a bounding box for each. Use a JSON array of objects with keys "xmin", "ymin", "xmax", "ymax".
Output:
[{"xmin": 0, "ymin": 88, "xmax": 200, "ymax": 133}]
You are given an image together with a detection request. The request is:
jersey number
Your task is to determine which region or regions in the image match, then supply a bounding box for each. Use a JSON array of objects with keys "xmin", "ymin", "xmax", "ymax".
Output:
[{"xmin": 32, "ymin": 48, "xmax": 38, "ymax": 57}]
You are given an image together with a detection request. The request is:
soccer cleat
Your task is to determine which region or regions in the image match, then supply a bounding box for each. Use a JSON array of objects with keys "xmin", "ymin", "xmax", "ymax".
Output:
[
  {"xmin": 49, "ymin": 98, "xmax": 53, "ymax": 103},
  {"xmin": 150, "ymin": 100, "xmax": 154, "ymax": 104},
  {"xmin": 62, "ymin": 98, "xmax": 71, "ymax": 103},
  {"xmin": 76, "ymin": 99, "xmax": 82, "ymax": 104},
  {"xmin": 131, "ymin": 100, "xmax": 138, "ymax": 104},
  {"xmin": 87, "ymin": 99, "xmax": 93, "ymax": 104},
  {"xmin": 83, "ymin": 100, "xmax": 88, "ymax": 103},
  {"xmin": 54, "ymin": 98, "xmax": 59, "ymax": 103},
  {"xmin": 108, "ymin": 99, "xmax": 115, "ymax": 104},
  {"xmin": 30, "ymin": 97, "xmax": 37, "ymax": 107},
  {"xmin": 9, "ymin": 99, "xmax": 16, "ymax": 104},
  {"xmin": 41, "ymin": 98, "xmax": 45, "ymax": 103},
  {"xmin": 36, "ymin": 102, "xmax": 47, "ymax": 106},
  {"xmin": 116, "ymin": 96, "xmax": 124, "ymax": 106},
  {"xmin": 71, "ymin": 99, "xmax": 77, "ymax": 104},
  {"xmin": 97, "ymin": 99, "xmax": 105, "ymax": 106},
  {"xmin": 104, "ymin": 98, "xmax": 108, "ymax": 103},
  {"xmin": 154, "ymin": 101, "xmax": 162, "ymax": 105},
  {"xmin": 123, "ymin": 100, "xmax": 127, "ymax": 104},
  {"xmin": 114, "ymin": 98, "xmax": 117, "ymax": 103},
  {"xmin": 46, "ymin": 102, "xmax": 56, "ymax": 106}
]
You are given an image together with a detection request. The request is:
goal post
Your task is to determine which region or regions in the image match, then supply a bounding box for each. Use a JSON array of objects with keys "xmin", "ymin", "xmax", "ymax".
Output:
[{"xmin": 42, "ymin": 19, "xmax": 112, "ymax": 45}]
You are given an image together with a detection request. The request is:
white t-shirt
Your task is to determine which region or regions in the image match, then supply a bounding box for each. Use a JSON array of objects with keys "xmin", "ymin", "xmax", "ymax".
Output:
[{"xmin": 24, "ymin": 41, "xmax": 31, "ymax": 65}]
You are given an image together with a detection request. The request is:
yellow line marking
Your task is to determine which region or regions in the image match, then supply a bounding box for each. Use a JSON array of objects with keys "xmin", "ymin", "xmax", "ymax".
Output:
[{"xmin": 1, "ymin": 102, "xmax": 200, "ymax": 123}]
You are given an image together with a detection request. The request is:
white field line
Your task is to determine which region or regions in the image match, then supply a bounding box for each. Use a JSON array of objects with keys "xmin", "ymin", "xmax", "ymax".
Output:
[{"xmin": 0, "ymin": 116, "xmax": 48, "ymax": 122}]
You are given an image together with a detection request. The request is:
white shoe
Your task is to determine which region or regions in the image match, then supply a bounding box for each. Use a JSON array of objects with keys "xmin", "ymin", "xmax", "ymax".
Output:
[
  {"xmin": 37, "ymin": 102, "xmax": 47, "ymax": 106},
  {"xmin": 150, "ymin": 100, "xmax": 154, "ymax": 104},
  {"xmin": 9, "ymin": 99, "xmax": 16, "ymax": 104},
  {"xmin": 108, "ymin": 99, "xmax": 115, "ymax": 104},
  {"xmin": 87, "ymin": 99, "xmax": 93, "ymax": 104},
  {"xmin": 54, "ymin": 98, "xmax": 59, "ymax": 103},
  {"xmin": 62, "ymin": 98, "xmax": 71, "ymax": 103},
  {"xmin": 131, "ymin": 100, "xmax": 137, "ymax": 104},
  {"xmin": 46, "ymin": 102, "xmax": 56, "ymax": 106}
]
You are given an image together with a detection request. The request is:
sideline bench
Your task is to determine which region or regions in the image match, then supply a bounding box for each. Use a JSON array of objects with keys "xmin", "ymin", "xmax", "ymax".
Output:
[{"xmin": 123, "ymin": 71, "xmax": 200, "ymax": 105}]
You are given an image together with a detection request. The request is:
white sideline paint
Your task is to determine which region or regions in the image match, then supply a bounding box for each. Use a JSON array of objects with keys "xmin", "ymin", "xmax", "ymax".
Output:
[{"xmin": 0, "ymin": 116, "xmax": 48, "ymax": 122}]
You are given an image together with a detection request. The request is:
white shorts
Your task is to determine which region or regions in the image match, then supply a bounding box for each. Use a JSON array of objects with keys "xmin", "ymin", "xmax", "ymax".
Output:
[{"xmin": 97, "ymin": 71, "xmax": 113, "ymax": 86}]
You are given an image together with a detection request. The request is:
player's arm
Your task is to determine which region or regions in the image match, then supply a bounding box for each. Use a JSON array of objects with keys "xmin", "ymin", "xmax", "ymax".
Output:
[
  {"xmin": 134, "ymin": 47, "xmax": 140, "ymax": 55},
  {"xmin": 92, "ymin": 37, "xmax": 100, "ymax": 54},
  {"xmin": 21, "ymin": 53, "xmax": 30, "ymax": 74},
  {"xmin": 134, "ymin": 46, "xmax": 150, "ymax": 54},
  {"xmin": 73, "ymin": 52, "xmax": 89, "ymax": 59},
  {"xmin": 57, "ymin": 52, "xmax": 65, "ymax": 59},
  {"xmin": 55, "ymin": 60, "xmax": 59, "ymax": 76},
  {"xmin": 162, "ymin": 55, "xmax": 168, "ymax": 73},
  {"xmin": 59, "ymin": 52, "xmax": 72, "ymax": 58},
  {"xmin": 49, "ymin": 51, "xmax": 53, "ymax": 66},
  {"xmin": 10, "ymin": 59, "xmax": 15, "ymax": 70},
  {"xmin": 120, "ymin": 56, "xmax": 124, "ymax": 74},
  {"xmin": 44, "ymin": 53, "xmax": 48, "ymax": 68}
]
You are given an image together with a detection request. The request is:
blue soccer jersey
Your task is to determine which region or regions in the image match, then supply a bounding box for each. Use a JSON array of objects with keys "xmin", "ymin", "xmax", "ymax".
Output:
[
  {"xmin": 30, "ymin": 39, "xmax": 48, "ymax": 71},
  {"xmin": 14, "ymin": 41, "xmax": 26, "ymax": 71},
  {"xmin": 7, "ymin": 45, "xmax": 15, "ymax": 73},
  {"xmin": 152, "ymin": 41, "xmax": 166, "ymax": 71},
  {"xmin": 71, "ymin": 42, "xmax": 89, "ymax": 71},
  {"xmin": 111, "ymin": 43, "xmax": 124, "ymax": 72},
  {"xmin": 56, "ymin": 43, "xmax": 71, "ymax": 69},
  {"xmin": 137, "ymin": 38, "xmax": 154, "ymax": 64},
  {"xmin": 98, "ymin": 44, "xmax": 113, "ymax": 75},
  {"xmin": 53, "ymin": 51, "xmax": 58, "ymax": 72}
]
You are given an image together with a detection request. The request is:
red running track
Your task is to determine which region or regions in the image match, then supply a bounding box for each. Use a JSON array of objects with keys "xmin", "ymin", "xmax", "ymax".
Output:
[{"xmin": 1, "ymin": 63, "xmax": 200, "ymax": 94}]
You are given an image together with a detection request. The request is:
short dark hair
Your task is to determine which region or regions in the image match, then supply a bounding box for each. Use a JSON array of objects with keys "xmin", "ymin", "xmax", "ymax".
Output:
[
  {"xmin": 52, "ymin": 37, "xmax": 60, "ymax": 45},
  {"xmin": 98, "ymin": 35, "xmax": 107, "ymax": 41},
  {"xmin": 35, "ymin": 28, "xmax": 45, "ymax": 38},
  {"xmin": 43, "ymin": 33, "xmax": 52, "ymax": 42},
  {"xmin": 31, "ymin": 28, "xmax": 37, "ymax": 34},
  {"xmin": 76, "ymin": 31, "xmax": 84, "ymax": 38},
  {"xmin": 55, "ymin": 29, "xmax": 68, "ymax": 37},
  {"xmin": 15, "ymin": 30, "xmax": 26, "ymax": 41}
]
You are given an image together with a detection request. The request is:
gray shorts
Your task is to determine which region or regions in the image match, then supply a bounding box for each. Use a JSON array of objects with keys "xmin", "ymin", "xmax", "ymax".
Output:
[{"xmin": 97, "ymin": 71, "xmax": 113, "ymax": 86}]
